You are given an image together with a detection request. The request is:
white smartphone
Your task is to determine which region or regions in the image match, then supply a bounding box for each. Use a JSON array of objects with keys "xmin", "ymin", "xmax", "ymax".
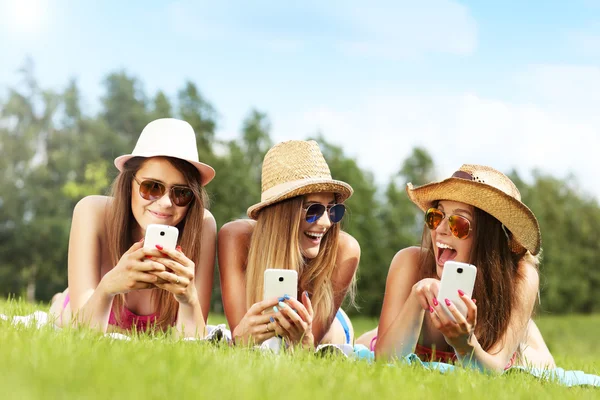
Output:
[
  {"xmin": 437, "ymin": 261, "xmax": 477, "ymax": 322},
  {"xmin": 263, "ymin": 269, "xmax": 298, "ymax": 303},
  {"xmin": 143, "ymin": 224, "xmax": 179, "ymax": 252}
]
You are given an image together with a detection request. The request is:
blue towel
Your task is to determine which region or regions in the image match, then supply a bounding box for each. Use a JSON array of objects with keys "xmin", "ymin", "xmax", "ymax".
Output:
[{"xmin": 351, "ymin": 346, "xmax": 600, "ymax": 388}]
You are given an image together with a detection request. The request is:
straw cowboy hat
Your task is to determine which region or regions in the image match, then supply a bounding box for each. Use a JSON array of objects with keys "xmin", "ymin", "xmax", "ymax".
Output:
[
  {"xmin": 114, "ymin": 118, "xmax": 216, "ymax": 186},
  {"xmin": 247, "ymin": 140, "xmax": 353, "ymax": 219},
  {"xmin": 406, "ymin": 164, "xmax": 541, "ymax": 255}
]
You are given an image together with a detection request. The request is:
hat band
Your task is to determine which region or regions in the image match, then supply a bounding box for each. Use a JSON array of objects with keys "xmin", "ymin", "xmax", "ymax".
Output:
[
  {"xmin": 452, "ymin": 170, "xmax": 473, "ymax": 180},
  {"xmin": 260, "ymin": 177, "xmax": 332, "ymax": 202}
]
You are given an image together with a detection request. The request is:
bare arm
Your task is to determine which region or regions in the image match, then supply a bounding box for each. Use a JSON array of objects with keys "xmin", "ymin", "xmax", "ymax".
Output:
[
  {"xmin": 218, "ymin": 220, "xmax": 254, "ymax": 335},
  {"xmin": 67, "ymin": 196, "xmax": 114, "ymax": 330},
  {"xmin": 375, "ymin": 247, "xmax": 429, "ymax": 360},
  {"xmin": 311, "ymin": 231, "xmax": 360, "ymax": 345},
  {"xmin": 173, "ymin": 209, "xmax": 216, "ymax": 338}
]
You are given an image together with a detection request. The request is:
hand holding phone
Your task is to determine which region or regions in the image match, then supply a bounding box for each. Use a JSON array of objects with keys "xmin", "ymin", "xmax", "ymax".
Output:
[
  {"xmin": 144, "ymin": 224, "xmax": 179, "ymax": 252},
  {"xmin": 437, "ymin": 261, "xmax": 477, "ymax": 322}
]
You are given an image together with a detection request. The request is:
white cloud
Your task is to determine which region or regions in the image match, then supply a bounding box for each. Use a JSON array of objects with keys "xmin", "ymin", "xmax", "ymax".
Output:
[
  {"xmin": 268, "ymin": 67, "xmax": 600, "ymax": 203},
  {"xmin": 568, "ymin": 31, "xmax": 600, "ymax": 55},
  {"xmin": 166, "ymin": 1, "xmax": 229, "ymax": 40},
  {"xmin": 336, "ymin": 0, "xmax": 478, "ymax": 58},
  {"xmin": 166, "ymin": 0, "xmax": 478, "ymax": 58},
  {"xmin": 516, "ymin": 65, "xmax": 600, "ymax": 118}
]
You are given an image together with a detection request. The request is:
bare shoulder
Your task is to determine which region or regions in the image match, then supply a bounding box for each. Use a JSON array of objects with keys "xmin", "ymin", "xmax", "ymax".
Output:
[
  {"xmin": 516, "ymin": 256, "xmax": 540, "ymax": 295},
  {"xmin": 218, "ymin": 219, "xmax": 255, "ymax": 242},
  {"xmin": 331, "ymin": 231, "xmax": 360, "ymax": 289},
  {"xmin": 73, "ymin": 195, "xmax": 111, "ymax": 222},
  {"xmin": 202, "ymin": 208, "xmax": 217, "ymax": 232},
  {"xmin": 388, "ymin": 246, "xmax": 422, "ymax": 277},
  {"xmin": 217, "ymin": 219, "xmax": 256, "ymax": 266},
  {"xmin": 338, "ymin": 231, "xmax": 361, "ymax": 258}
]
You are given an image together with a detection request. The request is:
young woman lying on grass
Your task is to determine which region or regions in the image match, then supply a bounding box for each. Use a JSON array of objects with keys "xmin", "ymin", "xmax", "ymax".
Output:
[
  {"xmin": 49, "ymin": 118, "xmax": 216, "ymax": 338},
  {"xmin": 218, "ymin": 140, "xmax": 359, "ymax": 349},
  {"xmin": 357, "ymin": 165, "xmax": 556, "ymax": 372}
]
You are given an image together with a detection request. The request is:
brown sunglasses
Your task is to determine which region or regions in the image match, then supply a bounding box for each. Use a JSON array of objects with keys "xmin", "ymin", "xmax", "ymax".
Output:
[{"xmin": 133, "ymin": 176, "xmax": 194, "ymax": 207}]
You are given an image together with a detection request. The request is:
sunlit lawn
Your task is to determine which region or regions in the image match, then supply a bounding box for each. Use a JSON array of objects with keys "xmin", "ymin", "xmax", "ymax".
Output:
[{"xmin": 1, "ymin": 298, "xmax": 598, "ymax": 399}]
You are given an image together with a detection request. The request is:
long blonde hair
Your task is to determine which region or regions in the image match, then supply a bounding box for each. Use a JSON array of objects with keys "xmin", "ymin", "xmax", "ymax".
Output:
[
  {"xmin": 245, "ymin": 196, "xmax": 345, "ymax": 326},
  {"xmin": 106, "ymin": 156, "xmax": 209, "ymax": 330}
]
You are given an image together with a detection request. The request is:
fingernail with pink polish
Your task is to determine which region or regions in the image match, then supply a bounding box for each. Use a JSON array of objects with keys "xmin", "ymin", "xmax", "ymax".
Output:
[
  {"xmin": 429, "ymin": 306, "xmax": 434, "ymax": 313},
  {"xmin": 445, "ymin": 299, "xmax": 452, "ymax": 306},
  {"xmin": 458, "ymin": 289, "xmax": 465, "ymax": 296},
  {"xmin": 432, "ymin": 297, "xmax": 439, "ymax": 307},
  {"xmin": 155, "ymin": 244, "xmax": 163, "ymax": 250}
]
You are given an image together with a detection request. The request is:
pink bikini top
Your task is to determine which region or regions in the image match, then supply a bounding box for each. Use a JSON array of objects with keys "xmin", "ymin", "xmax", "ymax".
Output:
[{"xmin": 108, "ymin": 307, "xmax": 160, "ymax": 331}]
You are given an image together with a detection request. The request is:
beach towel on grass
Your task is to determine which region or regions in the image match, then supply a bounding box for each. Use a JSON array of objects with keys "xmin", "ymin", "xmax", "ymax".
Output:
[
  {"xmin": 346, "ymin": 346, "xmax": 600, "ymax": 388},
  {"xmin": 0, "ymin": 310, "xmax": 231, "ymax": 343}
]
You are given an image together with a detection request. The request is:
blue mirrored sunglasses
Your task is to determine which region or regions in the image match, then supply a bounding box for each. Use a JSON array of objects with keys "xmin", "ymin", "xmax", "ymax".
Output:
[{"xmin": 303, "ymin": 203, "xmax": 346, "ymax": 224}]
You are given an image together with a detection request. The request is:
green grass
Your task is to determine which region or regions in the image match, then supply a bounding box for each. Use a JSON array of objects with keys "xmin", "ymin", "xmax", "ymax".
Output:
[{"xmin": 1, "ymin": 298, "xmax": 598, "ymax": 399}]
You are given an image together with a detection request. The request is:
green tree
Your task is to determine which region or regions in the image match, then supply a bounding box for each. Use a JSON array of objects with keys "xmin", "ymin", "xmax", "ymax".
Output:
[
  {"xmin": 100, "ymin": 71, "xmax": 148, "ymax": 149},
  {"xmin": 311, "ymin": 135, "xmax": 388, "ymax": 315},
  {"xmin": 0, "ymin": 61, "xmax": 68, "ymax": 301},
  {"xmin": 399, "ymin": 147, "xmax": 435, "ymax": 186},
  {"xmin": 150, "ymin": 91, "xmax": 173, "ymax": 120},
  {"xmin": 512, "ymin": 170, "xmax": 600, "ymax": 314},
  {"xmin": 178, "ymin": 81, "xmax": 216, "ymax": 156}
]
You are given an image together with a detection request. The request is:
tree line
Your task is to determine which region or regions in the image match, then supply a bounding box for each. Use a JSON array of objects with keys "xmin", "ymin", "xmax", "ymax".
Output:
[{"xmin": 1, "ymin": 60, "xmax": 599, "ymax": 316}]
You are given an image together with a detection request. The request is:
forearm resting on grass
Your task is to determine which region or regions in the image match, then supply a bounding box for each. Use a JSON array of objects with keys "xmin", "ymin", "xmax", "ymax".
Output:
[
  {"xmin": 70, "ymin": 280, "xmax": 115, "ymax": 332},
  {"xmin": 374, "ymin": 295, "xmax": 426, "ymax": 361},
  {"xmin": 174, "ymin": 299, "xmax": 206, "ymax": 339},
  {"xmin": 454, "ymin": 336, "xmax": 515, "ymax": 373}
]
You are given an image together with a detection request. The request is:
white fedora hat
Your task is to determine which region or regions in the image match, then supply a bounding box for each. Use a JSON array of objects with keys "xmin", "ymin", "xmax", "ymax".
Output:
[{"xmin": 114, "ymin": 118, "xmax": 216, "ymax": 186}]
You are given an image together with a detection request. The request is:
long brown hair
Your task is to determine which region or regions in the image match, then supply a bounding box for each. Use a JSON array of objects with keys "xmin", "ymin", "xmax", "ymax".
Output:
[
  {"xmin": 245, "ymin": 196, "xmax": 350, "ymax": 326},
  {"xmin": 418, "ymin": 201, "xmax": 539, "ymax": 352},
  {"xmin": 106, "ymin": 156, "xmax": 208, "ymax": 330}
]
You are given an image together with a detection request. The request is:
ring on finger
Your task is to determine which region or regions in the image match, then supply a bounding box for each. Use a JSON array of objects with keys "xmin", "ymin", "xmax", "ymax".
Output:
[
  {"xmin": 176, "ymin": 276, "xmax": 180, "ymax": 284},
  {"xmin": 265, "ymin": 323, "xmax": 270, "ymax": 333}
]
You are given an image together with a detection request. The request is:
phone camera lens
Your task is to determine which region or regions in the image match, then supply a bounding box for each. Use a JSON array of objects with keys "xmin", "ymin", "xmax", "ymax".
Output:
[
  {"xmin": 160, "ymin": 231, "xmax": 165, "ymax": 236},
  {"xmin": 457, "ymin": 268, "xmax": 463, "ymax": 273},
  {"xmin": 278, "ymin": 277, "xmax": 284, "ymax": 282}
]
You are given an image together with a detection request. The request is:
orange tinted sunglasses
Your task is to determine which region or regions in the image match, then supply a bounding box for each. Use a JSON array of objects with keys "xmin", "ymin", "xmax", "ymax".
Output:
[{"xmin": 425, "ymin": 207, "xmax": 473, "ymax": 239}]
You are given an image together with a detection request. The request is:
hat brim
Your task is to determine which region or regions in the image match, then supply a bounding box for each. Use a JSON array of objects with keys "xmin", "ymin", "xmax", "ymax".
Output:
[
  {"xmin": 406, "ymin": 178, "xmax": 541, "ymax": 255},
  {"xmin": 247, "ymin": 179, "xmax": 353, "ymax": 220},
  {"xmin": 114, "ymin": 154, "xmax": 216, "ymax": 187}
]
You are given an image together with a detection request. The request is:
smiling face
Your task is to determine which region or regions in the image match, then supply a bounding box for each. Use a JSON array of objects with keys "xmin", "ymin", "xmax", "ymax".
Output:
[
  {"xmin": 430, "ymin": 200, "xmax": 475, "ymax": 278},
  {"xmin": 131, "ymin": 157, "xmax": 191, "ymax": 238},
  {"xmin": 298, "ymin": 192, "xmax": 336, "ymax": 259}
]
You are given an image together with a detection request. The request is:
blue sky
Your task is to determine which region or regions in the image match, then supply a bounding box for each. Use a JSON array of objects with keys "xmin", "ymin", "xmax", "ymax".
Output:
[{"xmin": 1, "ymin": 0, "xmax": 599, "ymax": 201}]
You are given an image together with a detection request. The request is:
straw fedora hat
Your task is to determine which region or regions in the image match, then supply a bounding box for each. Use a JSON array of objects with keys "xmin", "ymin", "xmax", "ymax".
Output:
[
  {"xmin": 247, "ymin": 140, "xmax": 353, "ymax": 219},
  {"xmin": 114, "ymin": 118, "xmax": 216, "ymax": 186},
  {"xmin": 406, "ymin": 164, "xmax": 541, "ymax": 255}
]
